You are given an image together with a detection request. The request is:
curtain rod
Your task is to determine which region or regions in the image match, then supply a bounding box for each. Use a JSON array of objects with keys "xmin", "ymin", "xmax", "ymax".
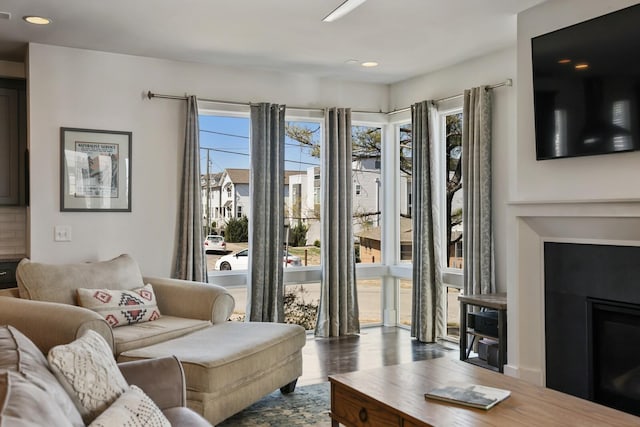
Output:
[{"xmin": 145, "ymin": 78, "xmax": 512, "ymax": 116}]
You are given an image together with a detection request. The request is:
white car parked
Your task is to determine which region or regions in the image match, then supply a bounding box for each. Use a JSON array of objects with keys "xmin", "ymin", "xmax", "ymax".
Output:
[
  {"xmin": 204, "ymin": 235, "xmax": 226, "ymax": 253},
  {"xmin": 214, "ymin": 249, "xmax": 302, "ymax": 270}
]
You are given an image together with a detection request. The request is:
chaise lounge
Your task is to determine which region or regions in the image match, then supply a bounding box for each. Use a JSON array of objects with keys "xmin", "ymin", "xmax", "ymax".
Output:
[{"xmin": 0, "ymin": 254, "xmax": 307, "ymax": 425}]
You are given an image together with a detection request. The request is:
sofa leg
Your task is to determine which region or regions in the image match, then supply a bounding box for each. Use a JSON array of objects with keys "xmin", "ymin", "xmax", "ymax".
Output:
[{"xmin": 280, "ymin": 379, "xmax": 298, "ymax": 394}]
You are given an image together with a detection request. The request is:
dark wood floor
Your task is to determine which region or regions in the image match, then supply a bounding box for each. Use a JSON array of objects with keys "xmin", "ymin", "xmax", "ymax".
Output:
[{"xmin": 298, "ymin": 326, "xmax": 459, "ymax": 386}]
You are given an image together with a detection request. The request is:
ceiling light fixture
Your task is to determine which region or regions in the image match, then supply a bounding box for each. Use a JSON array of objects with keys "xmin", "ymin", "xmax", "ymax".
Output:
[
  {"xmin": 557, "ymin": 59, "xmax": 571, "ymax": 64},
  {"xmin": 23, "ymin": 15, "xmax": 51, "ymax": 25},
  {"xmin": 323, "ymin": 0, "xmax": 367, "ymax": 22},
  {"xmin": 575, "ymin": 63, "xmax": 589, "ymax": 70},
  {"xmin": 361, "ymin": 61, "xmax": 379, "ymax": 68}
]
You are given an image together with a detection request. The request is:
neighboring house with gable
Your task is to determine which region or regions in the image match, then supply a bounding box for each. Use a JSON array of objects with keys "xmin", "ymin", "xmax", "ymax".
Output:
[
  {"xmin": 201, "ymin": 168, "xmax": 249, "ymax": 233},
  {"xmin": 202, "ymin": 168, "xmax": 297, "ymax": 235}
]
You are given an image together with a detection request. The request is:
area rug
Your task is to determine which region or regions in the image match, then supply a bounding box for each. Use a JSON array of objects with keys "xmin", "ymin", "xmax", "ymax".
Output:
[{"xmin": 217, "ymin": 382, "xmax": 331, "ymax": 427}]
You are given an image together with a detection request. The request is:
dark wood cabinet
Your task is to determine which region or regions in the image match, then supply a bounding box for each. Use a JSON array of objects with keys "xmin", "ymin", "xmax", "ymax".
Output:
[
  {"xmin": 0, "ymin": 78, "xmax": 27, "ymax": 206},
  {"xmin": 459, "ymin": 293, "xmax": 507, "ymax": 373},
  {"xmin": 0, "ymin": 260, "xmax": 18, "ymax": 289}
]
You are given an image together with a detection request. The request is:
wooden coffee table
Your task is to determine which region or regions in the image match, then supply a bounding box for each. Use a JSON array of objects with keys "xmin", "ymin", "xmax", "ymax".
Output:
[{"xmin": 329, "ymin": 357, "xmax": 639, "ymax": 426}]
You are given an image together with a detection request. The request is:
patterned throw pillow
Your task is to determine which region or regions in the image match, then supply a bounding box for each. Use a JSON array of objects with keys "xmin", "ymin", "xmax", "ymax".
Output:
[
  {"xmin": 48, "ymin": 330, "xmax": 129, "ymax": 424},
  {"xmin": 77, "ymin": 284, "xmax": 162, "ymax": 328},
  {"xmin": 88, "ymin": 385, "xmax": 171, "ymax": 427}
]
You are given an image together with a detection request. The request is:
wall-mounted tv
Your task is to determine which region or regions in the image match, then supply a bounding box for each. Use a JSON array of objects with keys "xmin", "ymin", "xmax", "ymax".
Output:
[{"xmin": 532, "ymin": 4, "xmax": 640, "ymax": 160}]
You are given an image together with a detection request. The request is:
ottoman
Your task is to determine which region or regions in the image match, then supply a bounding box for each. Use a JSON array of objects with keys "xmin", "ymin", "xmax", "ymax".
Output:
[{"xmin": 117, "ymin": 321, "xmax": 306, "ymax": 425}]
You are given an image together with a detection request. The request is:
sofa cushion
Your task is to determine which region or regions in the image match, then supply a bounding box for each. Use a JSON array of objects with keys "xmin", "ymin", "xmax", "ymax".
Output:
[
  {"xmin": 77, "ymin": 284, "xmax": 162, "ymax": 328},
  {"xmin": 118, "ymin": 322, "xmax": 306, "ymax": 394},
  {"xmin": 88, "ymin": 385, "xmax": 171, "ymax": 427},
  {"xmin": 113, "ymin": 315, "xmax": 211, "ymax": 355},
  {"xmin": 16, "ymin": 254, "xmax": 145, "ymax": 305},
  {"xmin": 0, "ymin": 325, "xmax": 84, "ymax": 427},
  {"xmin": 0, "ymin": 369, "xmax": 74, "ymax": 427},
  {"xmin": 48, "ymin": 330, "xmax": 129, "ymax": 424}
]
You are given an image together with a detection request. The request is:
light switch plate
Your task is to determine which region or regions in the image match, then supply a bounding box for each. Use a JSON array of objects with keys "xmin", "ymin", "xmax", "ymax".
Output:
[{"xmin": 54, "ymin": 225, "xmax": 72, "ymax": 242}]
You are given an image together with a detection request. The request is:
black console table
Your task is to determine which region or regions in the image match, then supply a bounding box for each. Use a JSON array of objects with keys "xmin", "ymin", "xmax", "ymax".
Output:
[{"xmin": 458, "ymin": 293, "xmax": 507, "ymax": 373}]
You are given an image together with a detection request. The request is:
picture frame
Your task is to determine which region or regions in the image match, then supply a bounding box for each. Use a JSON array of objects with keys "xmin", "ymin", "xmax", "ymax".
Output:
[{"xmin": 60, "ymin": 127, "xmax": 132, "ymax": 212}]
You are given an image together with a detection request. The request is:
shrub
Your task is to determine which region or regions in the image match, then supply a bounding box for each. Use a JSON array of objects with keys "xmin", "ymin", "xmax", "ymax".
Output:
[
  {"xmin": 224, "ymin": 216, "xmax": 248, "ymax": 242},
  {"xmin": 229, "ymin": 287, "xmax": 318, "ymax": 331},
  {"xmin": 284, "ymin": 286, "xmax": 318, "ymax": 330},
  {"xmin": 313, "ymin": 239, "xmax": 321, "ymax": 248},
  {"xmin": 289, "ymin": 223, "xmax": 308, "ymax": 247}
]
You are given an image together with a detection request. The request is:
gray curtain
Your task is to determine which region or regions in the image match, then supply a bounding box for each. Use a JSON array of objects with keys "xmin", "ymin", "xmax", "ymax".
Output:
[
  {"xmin": 174, "ymin": 95, "xmax": 208, "ymax": 282},
  {"xmin": 411, "ymin": 100, "xmax": 446, "ymax": 343},
  {"xmin": 247, "ymin": 103, "xmax": 286, "ymax": 323},
  {"xmin": 315, "ymin": 108, "xmax": 360, "ymax": 337},
  {"xmin": 462, "ymin": 86, "xmax": 495, "ymax": 296}
]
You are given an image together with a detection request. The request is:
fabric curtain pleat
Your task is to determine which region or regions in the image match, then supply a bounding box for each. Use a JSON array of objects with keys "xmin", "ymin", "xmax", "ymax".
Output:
[
  {"xmin": 174, "ymin": 95, "xmax": 208, "ymax": 282},
  {"xmin": 247, "ymin": 103, "xmax": 286, "ymax": 323},
  {"xmin": 315, "ymin": 108, "xmax": 360, "ymax": 337},
  {"xmin": 411, "ymin": 100, "xmax": 445, "ymax": 343},
  {"xmin": 462, "ymin": 86, "xmax": 495, "ymax": 296}
]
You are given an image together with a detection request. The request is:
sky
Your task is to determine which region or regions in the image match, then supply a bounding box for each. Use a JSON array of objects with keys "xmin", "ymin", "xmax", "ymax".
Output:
[{"xmin": 198, "ymin": 115, "xmax": 321, "ymax": 176}]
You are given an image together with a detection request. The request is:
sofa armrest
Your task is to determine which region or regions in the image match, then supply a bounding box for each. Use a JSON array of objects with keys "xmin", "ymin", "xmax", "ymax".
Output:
[
  {"xmin": 118, "ymin": 356, "xmax": 186, "ymax": 410},
  {"xmin": 0, "ymin": 296, "xmax": 114, "ymax": 354},
  {"xmin": 143, "ymin": 276, "xmax": 235, "ymax": 324}
]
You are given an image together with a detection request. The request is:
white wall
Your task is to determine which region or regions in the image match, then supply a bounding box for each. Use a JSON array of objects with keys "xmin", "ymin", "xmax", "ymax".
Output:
[
  {"xmin": 390, "ymin": 48, "xmax": 517, "ymax": 293},
  {"xmin": 505, "ymin": 0, "xmax": 640, "ymax": 384},
  {"xmin": 515, "ymin": 0, "xmax": 640, "ymax": 201},
  {"xmin": 27, "ymin": 43, "xmax": 388, "ymax": 276}
]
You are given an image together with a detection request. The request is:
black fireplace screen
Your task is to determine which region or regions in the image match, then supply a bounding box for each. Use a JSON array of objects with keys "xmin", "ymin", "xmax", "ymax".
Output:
[{"xmin": 588, "ymin": 298, "xmax": 640, "ymax": 416}]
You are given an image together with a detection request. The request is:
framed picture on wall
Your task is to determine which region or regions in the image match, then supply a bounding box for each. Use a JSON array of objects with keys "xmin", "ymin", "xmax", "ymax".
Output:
[{"xmin": 60, "ymin": 127, "xmax": 132, "ymax": 212}]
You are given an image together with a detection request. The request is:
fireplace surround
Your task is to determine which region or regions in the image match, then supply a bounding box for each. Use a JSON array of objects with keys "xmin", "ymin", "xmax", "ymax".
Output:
[
  {"xmin": 544, "ymin": 242, "xmax": 640, "ymax": 415},
  {"xmin": 506, "ymin": 200, "xmax": 640, "ymax": 418}
]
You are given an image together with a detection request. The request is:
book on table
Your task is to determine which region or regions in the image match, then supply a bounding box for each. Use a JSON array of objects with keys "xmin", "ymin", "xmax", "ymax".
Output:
[{"xmin": 424, "ymin": 383, "xmax": 511, "ymax": 410}]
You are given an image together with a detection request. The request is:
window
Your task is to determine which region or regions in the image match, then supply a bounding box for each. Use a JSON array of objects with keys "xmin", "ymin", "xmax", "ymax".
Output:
[
  {"xmin": 442, "ymin": 110, "xmax": 463, "ymax": 270},
  {"xmin": 398, "ymin": 123, "xmax": 412, "ymax": 262},
  {"xmin": 198, "ymin": 110, "xmax": 387, "ymax": 329},
  {"xmin": 396, "ymin": 108, "xmax": 463, "ymax": 336},
  {"xmin": 352, "ymin": 125, "xmax": 382, "ymax": 265},
  {"xmin": 398, "ymin": 279, "xmax": 412, "ymax": 326},
  {"xmin": 351, "ymin": 125, "xmax": 383, "ymax": 325},
  {"xmin": 284, "ymin": 120, "xmax": 322, "ymax": 267},
  {"xmin": 199, "ymin": 114, "xmax": 250, "ymax": 248}
]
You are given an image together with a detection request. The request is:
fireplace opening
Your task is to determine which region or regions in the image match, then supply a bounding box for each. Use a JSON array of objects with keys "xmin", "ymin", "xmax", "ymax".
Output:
[{"xmin": 588, "ymin": 298, "xmax": 640, "ymax": 416}]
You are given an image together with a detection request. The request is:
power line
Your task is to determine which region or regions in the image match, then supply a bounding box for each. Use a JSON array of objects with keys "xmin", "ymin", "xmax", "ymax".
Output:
[
  {"xmin": 200, "ymin": 129, "xmax": 249, "ymax": 139},
  {"xmin": 201, "ymin": 146, "xmax": 320, "ymax": 167}
]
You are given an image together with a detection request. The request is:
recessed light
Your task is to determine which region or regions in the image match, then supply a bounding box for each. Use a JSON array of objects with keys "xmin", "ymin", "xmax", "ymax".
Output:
[
  {"xmin": 575, "ymin": 63, "xmax": 589, "ymax": 70},
  {"xmin": 345, "ymin": 59, "xmax": 359, "ymax": 65},
  {"xmin": 23, "ymin": 16, "xmax": 51, "ymax": 25},
  {"xmin": 557, "ymin": 59, "xmax": 571, "ymax": 64},
  {"xmin": 361, "ymin": 61, "xmax": 379, "ymax": 68}
]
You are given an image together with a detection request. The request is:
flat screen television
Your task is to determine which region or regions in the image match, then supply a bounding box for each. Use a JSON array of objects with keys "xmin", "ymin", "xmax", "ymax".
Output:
[{"xmin": 532, "ymin": 4, "xmax": 640, "ymax": 160}]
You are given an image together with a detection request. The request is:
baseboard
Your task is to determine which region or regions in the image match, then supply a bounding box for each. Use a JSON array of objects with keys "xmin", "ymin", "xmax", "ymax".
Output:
[{"xmin": 503, "ymin": 363, "xmax": 544, "ymax": 386}]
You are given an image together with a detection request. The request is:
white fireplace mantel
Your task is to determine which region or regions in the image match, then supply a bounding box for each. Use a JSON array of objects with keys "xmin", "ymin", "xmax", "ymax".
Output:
[{"xmin": 504, "ymin": 198, "xmax": 640, "ymax": 385}]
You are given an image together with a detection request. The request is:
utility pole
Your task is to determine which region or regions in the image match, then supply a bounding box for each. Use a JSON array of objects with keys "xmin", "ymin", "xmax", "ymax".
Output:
[
  {"xmin": 201, "ymin": 147, "xmax": 217, "ymax": 235},
  {"xmin": 206, "ymin": 149, "xmax": 211, "ymax": 235}
]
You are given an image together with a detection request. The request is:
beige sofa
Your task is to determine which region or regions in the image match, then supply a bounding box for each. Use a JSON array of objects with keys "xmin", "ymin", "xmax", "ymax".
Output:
[
  {"xmin": 0, "ymin": 323, "xmax": 211, "ymax": 425},
  {"xmin": 0, "ymin": 254, "xmax": 307, "ymax": 425}
]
